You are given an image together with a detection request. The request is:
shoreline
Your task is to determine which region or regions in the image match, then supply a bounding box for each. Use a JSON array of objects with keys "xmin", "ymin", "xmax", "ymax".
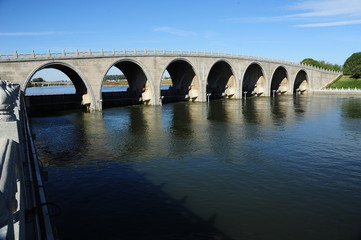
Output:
[{"xmin": 103, "ymin": 80, "xmax": 172, "ymax": 86}]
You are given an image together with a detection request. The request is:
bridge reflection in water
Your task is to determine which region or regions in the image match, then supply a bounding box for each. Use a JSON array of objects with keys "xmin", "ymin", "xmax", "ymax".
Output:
[{"xmin": 28, "ymin": 95, "xmax": 361, "ymax": 240}]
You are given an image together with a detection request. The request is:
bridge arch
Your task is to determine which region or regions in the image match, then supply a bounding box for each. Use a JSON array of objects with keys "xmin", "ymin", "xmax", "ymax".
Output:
[
  {"xmin": 101, "ymin": 59, "xmax": 154, "ymax": 108},
  {"xmin": 160, "ymin": 58, "xmax": 200, "ymax": 103},
  {"xmin": 270, "ymin": 66, "xmax": 289, "ymax": 96},
  {"xmin": 25, "ymin": 62, "xmax": 90, "ymax": 94},
  {"xmin": 24, "ymin": 61, "xmax": 95, "ymax": 112},
  {"xmin": 206, "ymin": 60, "xmax": 237, "ymax": 100},
  {"xmin": 242, "ymin": 62, "xmax": 267, "ymax": 97},
  {"xmin": 294, "ymin": 70, "xmax": 308, "ymax": 94}
]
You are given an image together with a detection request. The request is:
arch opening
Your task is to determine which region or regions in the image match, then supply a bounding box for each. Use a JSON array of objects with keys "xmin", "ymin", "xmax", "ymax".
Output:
[
  {"xmin": 207, "ymin": 61, "xmax": 236, "ymax": 100},
  {"xmin": 270, "ymin": 67, "xmax": 289, "ymax": 96},
  {"xmin": 24, "ymin": 64, "xmax": 90, "ymax": 114},
  {"xmin": 160, "ymin": 60, "xmax": 199, "ymax": 103},
  {"xmin": 294, "ymin": 70, "xmax": 308, "ymax": 95},
  {"xmin": 242, "ymin": 63, "xmax": 266, "ymax": 97},
  {"xmin": 101, "ymin": 61, "xmax": 150, "ymax": 108},
  {"xmin": 161, "ymin": 69, "xmax": 172, "ymax": 89}
]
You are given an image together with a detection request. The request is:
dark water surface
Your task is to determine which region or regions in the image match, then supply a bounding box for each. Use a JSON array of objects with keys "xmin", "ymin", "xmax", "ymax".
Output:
[
  {"xmin": 25, "ymin": 85, "xmax": 171, "ymax": 95},
  {"xmin": 30, "ymin": 95, "xmax": 361, "ymax": 240}
]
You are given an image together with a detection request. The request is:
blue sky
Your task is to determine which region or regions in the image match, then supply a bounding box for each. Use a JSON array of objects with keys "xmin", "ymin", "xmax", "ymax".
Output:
[{"xmin": 1, "ymin": 0, "xmax": 360, "ymax": 67}]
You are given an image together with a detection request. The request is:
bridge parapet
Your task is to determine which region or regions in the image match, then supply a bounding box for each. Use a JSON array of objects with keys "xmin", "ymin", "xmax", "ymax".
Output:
[
  {"xmin": 0, "ymin": 80, "xmax": 54, "ymax": 240},
  {"xmin": 0, "ymin": 49, "xmax": 342, "ymax": 75}
]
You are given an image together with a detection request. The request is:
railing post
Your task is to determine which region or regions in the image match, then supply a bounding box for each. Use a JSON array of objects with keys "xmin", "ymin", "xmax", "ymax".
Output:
[{"xmin": 0, "ymin": 81, "xmax": 20, "ymax": 122}]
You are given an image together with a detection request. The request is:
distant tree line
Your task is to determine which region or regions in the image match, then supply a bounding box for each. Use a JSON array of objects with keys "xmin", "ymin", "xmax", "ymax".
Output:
[
  {"xmin": 32, "ymin": 77, "xmax": 46, "ymax": 82},
  {"xmin": 105, "ymin": 74, "xmax": 126, "ymax": 81},
  {"xmin": 301, "ymin": 58, "xmax": 343, "ymax": 72}
]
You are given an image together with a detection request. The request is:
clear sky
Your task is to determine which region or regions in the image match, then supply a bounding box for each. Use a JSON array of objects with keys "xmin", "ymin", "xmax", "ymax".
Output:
[{"xmin": 1, "ymin": 0, "xmax": 360, "ymax": 67}]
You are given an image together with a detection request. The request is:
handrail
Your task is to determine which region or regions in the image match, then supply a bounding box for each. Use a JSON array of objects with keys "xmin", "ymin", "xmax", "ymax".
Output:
[
  {"xmin": 0, "ymin": 49, "xmax": 342, "ymax": 74},
  {"xmin": 21, "ymin": 92, "xmax": 55, "ymax": 240}
]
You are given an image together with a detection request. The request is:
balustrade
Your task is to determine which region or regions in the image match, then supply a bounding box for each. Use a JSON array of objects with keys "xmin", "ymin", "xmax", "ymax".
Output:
[
  {"xmin": 0, "ymin": 80, "xmax": 54, "ymax": 240},
  {"xmin": 0, "ymin": 50, "xmax": 342, "ymax": 74}
]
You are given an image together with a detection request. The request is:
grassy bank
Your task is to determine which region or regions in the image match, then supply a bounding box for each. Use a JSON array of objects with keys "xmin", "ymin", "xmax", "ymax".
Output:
[
  {"xmin": 103, "ymin": 80, "xmax": 172, "ymax": 86},
  {"xmin": 103, "ymin": 81, "xmax": 128, "ymax": 86},
  {"xmin": 325, "ymin": 75, "xmax": 361, "ymax": 89}
]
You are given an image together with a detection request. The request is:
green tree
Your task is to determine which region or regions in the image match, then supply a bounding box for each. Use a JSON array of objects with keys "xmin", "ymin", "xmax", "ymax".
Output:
[
  {"xmin": 32, "ymin": 77, "xmax": 45, "ymax": 82},
  {"xmin": 343, "ymin": 52, "xmax": 361, "ymax": 78},
  {"xmin": 105, "ymin": 74, "xmax": 126, "ymax": 81},
  {"xmin": 301, "ymin": 58, "xmax": 320, "ymax": 68}
]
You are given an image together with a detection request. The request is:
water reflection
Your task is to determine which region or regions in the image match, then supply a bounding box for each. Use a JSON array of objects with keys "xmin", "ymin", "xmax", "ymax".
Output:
[
  {"xmin": 31, "ymin": 112, "xmax": 89, "ymax": 166},
  {"xmin": 293, "ymin": 95, "xmax": 307, "ymax": 117},
  {"xmin": 340, "ymin": 97, "xmax": 361, "ymax": 136},
  {"xmin": 270, "ymin": 97, "xmax": 289, "ymax": 126},
  {"xmin": 341, "ymin": 97, "xmax": 361, "ymax": 119},
  {"xmin": 29, "ymin": 95, "xmax": 361, "ymax": 240},
  {"xmin": 166, "ymin": 102, "xmax": 210, "ymax": 157},
  {"xmin": 101, "ymin": 106, "xmax": 166, "ymax": 161},
  {"xmin": 207, "ymin": 100, "xmax": 231, "ymax": 123},
  {"xmin": 170, "ymin": 102, "xmax": 195, "ymax": 138},
  {"xmin": 241, "ymin": 98, "xmax": 269, "ymax": 125}
]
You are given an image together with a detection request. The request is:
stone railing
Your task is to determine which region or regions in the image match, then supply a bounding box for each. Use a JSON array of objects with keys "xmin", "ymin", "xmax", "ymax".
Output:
[
  {"xmin": 314, "ymin": 88, "xmax": 361, "ymax": 94},
  {"xmin": 0, "ymin": 49, "xmax": 342, "ymax": 74},
  {"xmin": 0, "ymin": 81, "xmax": 22, "ymax": 239},
  {"xmin": 0, "ymin": 80, "xmax": 54, "ymax": 240}
]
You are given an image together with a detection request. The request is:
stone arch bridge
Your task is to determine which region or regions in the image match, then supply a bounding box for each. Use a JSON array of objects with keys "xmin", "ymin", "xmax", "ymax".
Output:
[{"xmin": 0, "ymin": 49, "xmax": 341, "ymax": 111}]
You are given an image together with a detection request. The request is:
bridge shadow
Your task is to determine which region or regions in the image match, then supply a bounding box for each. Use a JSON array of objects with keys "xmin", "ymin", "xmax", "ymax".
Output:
[{"xmin": 45, "ymin": 162, "xmax": 236, "ymax": 240}]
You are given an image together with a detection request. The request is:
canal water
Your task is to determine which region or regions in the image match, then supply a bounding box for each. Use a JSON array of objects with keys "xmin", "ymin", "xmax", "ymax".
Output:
[
  {"xmin": 25, "ymin": 85, "xmax": 171, "ymax": 95},
  {"xmin": 29, "ymin": 94, "xmax": 361, "ymax": 240}
]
